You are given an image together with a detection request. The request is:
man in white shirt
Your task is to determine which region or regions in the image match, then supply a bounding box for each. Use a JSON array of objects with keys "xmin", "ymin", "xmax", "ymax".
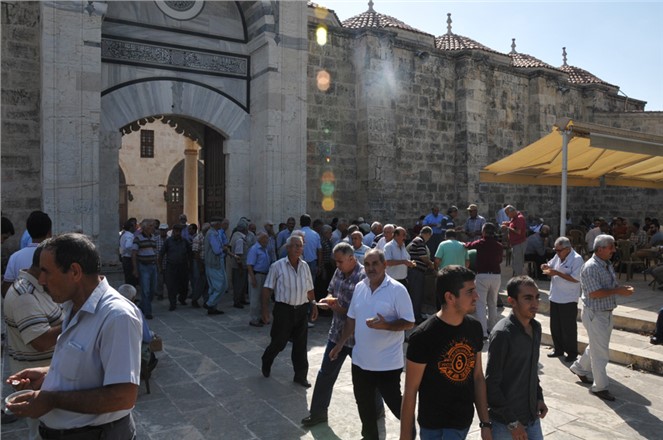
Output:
[
  {"xmin": 330, "ymin": 249, "xmax": 415, "ymax": 440},
  {"xmin": 384, "ymin": 227, "xmax": 415, "ymax": 286}
]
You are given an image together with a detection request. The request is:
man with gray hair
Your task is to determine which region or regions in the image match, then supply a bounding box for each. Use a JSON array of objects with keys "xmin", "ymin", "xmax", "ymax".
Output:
[
  {"xmin": 570, "ymin": 234, "xmax": 635, "ymax": 401},
  {"xmin": 246, "ymin": 232, "xmax": 273, "ymax": 327},
  {"xmin": 541, "ymin": 236, "xmax": 584, "ymax": 362},
  {"xmin": 204, "ymin": 218, "xmax": 228, "ymax": 315},
  {"xmin": 132, "ymin": 219, "xmax": 157, "ymax": 319},
  {"xmin": 363, "ymin": 222, "xmax": 382, "ymax": 247},
  {"xmin": 500, "ymin": 205, "xmax": 528, "ymax": 276}
]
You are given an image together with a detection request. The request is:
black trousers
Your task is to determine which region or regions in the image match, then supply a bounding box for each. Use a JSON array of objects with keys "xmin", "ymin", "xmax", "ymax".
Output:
[
  {"xmin": 121, "ymin": 257, "xmax": 139, "ymax": 287},
  {"xmin": 165, "ymin": 263, "xmax": 189, "ymax": 306},
  {"xmin": 550, "ymin": 301, "xmax": 578, "ymax": 357},
  {"xmin": 352, "ymin": 364, "xmax": 403, "ymax": 440},
  {"xmin": 407, "ymin": 268, "xmax": 425, "ymax": 323},
  {"xmin": 262, "ymin": 302, "xmax": 309, "ymax": 380}
]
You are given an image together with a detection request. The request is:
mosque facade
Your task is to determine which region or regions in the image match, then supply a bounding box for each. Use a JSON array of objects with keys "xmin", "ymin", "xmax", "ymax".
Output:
[{"xmin": 2, "ymin": 1, "xmax": 661, "ymax": 263}]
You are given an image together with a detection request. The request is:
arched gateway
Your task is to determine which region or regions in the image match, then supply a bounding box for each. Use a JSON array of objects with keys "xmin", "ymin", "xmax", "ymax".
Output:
[{"xmin": 34, "ymin": 1, "xmax": 308, "ymax": 263}]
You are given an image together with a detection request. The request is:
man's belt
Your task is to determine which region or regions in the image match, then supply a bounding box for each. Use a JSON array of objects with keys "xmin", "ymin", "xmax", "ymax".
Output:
[
  {"xmin": 39, "ymin": 414, "xmax": 130, "ymax": 440},
  {"xmin": 276, "ymin": 301, "xmax": 308, "ymax": 309}
]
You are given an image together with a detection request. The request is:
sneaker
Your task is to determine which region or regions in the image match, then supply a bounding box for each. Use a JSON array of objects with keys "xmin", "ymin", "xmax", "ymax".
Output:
[{"xmin": 307, "ymin": 321, "xmax": 315, "ymax": 328}]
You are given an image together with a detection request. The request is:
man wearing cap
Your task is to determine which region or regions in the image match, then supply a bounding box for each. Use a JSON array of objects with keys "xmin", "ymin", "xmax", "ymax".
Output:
[
  {"xmin": 159, "ymin": 224, "xmax": 192, "ymax": 311},
  {"xmin": 132, "ymin": 219, "xmax": 158, "ymax": 319},
  {"xmin": 154, "ymin": 223, "xmax": 169, "ymax": 300},
  {"xmin": 204, "ymin": 219, "xmax": 228, "ymax": 315},
  {"xmin": 464, "ymin": 204, "xmax": 486, "ymax": 241},
  {"xmin": 501, "ymin": 205, "xmax": 528, "ymax": 276}
]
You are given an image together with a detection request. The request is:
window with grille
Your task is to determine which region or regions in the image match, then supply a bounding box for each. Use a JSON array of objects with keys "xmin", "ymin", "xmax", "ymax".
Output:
[{"xmin": 140, "ymin": 130, "xmax": 154, "ymax": 158}]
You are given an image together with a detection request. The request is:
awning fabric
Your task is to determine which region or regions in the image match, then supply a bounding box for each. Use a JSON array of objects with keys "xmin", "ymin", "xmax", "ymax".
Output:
[{"xmin": 479, "ymin": 120, "xmax": 663, "ymax": 189}]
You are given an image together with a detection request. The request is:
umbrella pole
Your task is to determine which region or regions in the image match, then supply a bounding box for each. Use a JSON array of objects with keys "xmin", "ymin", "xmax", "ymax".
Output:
[{"xmin": 560, "ymin": 130, "xmax": 570, "ymax": 237}]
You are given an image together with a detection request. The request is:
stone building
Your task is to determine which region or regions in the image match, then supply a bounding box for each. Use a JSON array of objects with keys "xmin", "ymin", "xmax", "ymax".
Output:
[{"xmin": 2, "ymin": 0, "xmax": 661, "ymax": 263}]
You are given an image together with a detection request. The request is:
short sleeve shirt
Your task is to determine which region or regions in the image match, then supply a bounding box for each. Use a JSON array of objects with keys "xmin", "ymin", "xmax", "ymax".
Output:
[
  {"xmin": 547, "ymin": 249, "xmax": 583, "ymax": 304},
  {"xmin": 348, "ymin": 275, "xmax": 414, "ymax": 371},
  {"xmin": 384, "ymin": 240, "xmax": 410, "ymax": 280},
  {"xmin": 406, "ymin": 315, "xmax": 483, "ymax": 429},
  {"xmin": 327, "ymin": 263, "xmax": 366, "ymax": 347},
  {"xmin": 435, "ymin": 240, "xmax": 468, "ymax": 268},
  {"xmin": 264, "ymin": 257, "xmax": 313, "ymax": 305},
  {"xmin": 580, "ymin": 254, "xmax": 618, "ymax": 311}
]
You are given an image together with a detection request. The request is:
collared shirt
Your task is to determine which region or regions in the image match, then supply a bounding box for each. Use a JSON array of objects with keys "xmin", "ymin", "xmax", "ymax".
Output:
[
  {"xmin": 407, "ymin": 236, "xmax": 430, "ymax": 271},
  {"xmin": 327, "ymin": 263, "xmax": 366, "ymax": 347},
  {"xmin": 160, "ymin": 236, "xmax": 191, "ymax": 266},
  {"xmin": 384, "ymin": 240, "xmax": 410, "ymax": 280},
  {"xmin": 580, "ymin": 254, "xmax": 619, "ymax": 311},
  {"xmin": 363, "ymin": 231, "xmax": 376, "ymax": 247},
  {"xmin": 204, "ymin": 228, "xmax": 224, "ymax": 269},
  {"xmin": 246, "ymin": 242, "xmax": 273, "ymax": 273},
  {"xmin": 585, "ymin": 227, "xmax": 601, "ymax": 250},
  {"xmin": 3, "ymin": 243, "xmax": 38, "ymax": 283},
  {"xmin": 301, "ymin": 226, "xmax": 322, "ymax": 263},
  {"xmin": 465, "ymin": 237, "xmax": 502, "ymax": 274},
  {"xmin": 423, "ymin": 213, "xmax": 445, "ymax": 234},
  {"xmin": 508, "ymin": 212, "xmax": 527, "ymax": 246},
  {"xmin": 119, "ymin": 231, "xmax": 135, "ymax": 258},
  {"xmin": 192, "ymin": 232, "xmax": 205, "ymax": 260},
  {"xmin": 630, "ymin": 229, "xmax": 648, "ymax": 248},
  {"xmin": 525, "ymin": 233, "xmax": 546, "ymax": 256},
  {"xmin": 547, "ymin": 249, "xmax": 583, "ymax": 304},
  {"xmin": 464, "ymin": 215, "xmax": 486, "ymax": 237},
  {"xmin": 353, "ymin": 244, "xmax": 371, "ymax": 265},
  {"xmin": 486, "ymin": 313, "xmax": 543, "ymax": 425},
  {"xmin": 132, "ymin": 232, "xmax": 157, "ymax": 264},
  {"xmin": 435, "ymin": 239, "xmax": 468, "ymax": 269},
  {"xmin": 4, "ymin": 270, "xmax": 63, "ymax": 368},
  {"xmin": 348, "ymin": 275, "xmax": 414, "ymax": 371},
  {"xmin": 263, "ymin": 257, "xmax": 313, "ymax": 306},
  {"xmin": 154, "ymin": 234, "xmax": 167, "ymax": 268},
  {"xmin": 276, "ymin": 229, "xmax": 292, "ymax": 253},
  {"xmin": 40, "ymin": 277, "xmax": 142, "ymax": 429}
]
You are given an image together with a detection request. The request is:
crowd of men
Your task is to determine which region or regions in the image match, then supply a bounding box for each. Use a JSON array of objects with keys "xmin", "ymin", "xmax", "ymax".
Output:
[{"xmin": 0, "ymin": 204, "xmax": 659, "ymax": 439}]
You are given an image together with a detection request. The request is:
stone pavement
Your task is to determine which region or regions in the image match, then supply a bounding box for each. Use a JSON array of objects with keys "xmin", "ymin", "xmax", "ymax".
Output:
[{"xmin": 3, "ymin": 268, "xmax": 663, "ymax": 439}]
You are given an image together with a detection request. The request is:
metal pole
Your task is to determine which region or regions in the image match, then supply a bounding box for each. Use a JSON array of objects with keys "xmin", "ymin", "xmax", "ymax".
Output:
[{"xmin": 560, "ymin": 130, "xmax": 569, "ymax": 237}]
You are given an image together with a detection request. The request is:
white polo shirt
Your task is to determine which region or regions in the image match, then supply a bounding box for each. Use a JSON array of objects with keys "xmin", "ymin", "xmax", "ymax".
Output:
[
  {"xmin": 547, "ymin": 249, "xmax": 584, "ymax": 304},
  {"xmin": 348, "ymin": 275, "xmax": 414, "ymax": 371}
]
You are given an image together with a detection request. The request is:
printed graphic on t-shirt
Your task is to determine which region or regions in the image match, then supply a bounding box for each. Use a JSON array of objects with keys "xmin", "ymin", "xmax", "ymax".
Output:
[{"xmin": 437, "ymin": 338, "xmax": 475, "ymax": 383}]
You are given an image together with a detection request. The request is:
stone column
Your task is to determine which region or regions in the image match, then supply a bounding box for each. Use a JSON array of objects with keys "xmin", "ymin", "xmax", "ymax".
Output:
[
  {"xmin": 183, "ymin": 139, "xmax": 199, "ymax": 225},
  {"xmin": 40, "ymin": 2, "xmax": 103, "ymax": 241}
]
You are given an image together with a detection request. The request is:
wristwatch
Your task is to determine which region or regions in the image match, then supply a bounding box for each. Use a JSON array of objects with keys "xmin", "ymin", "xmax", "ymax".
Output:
[
  {"xmin": 479, "ymin": 421, "xmax": 492, "ymax": 429},
  {"xmin": 507, "ymin": 421, "xmax": 521, "ymax": 431}
]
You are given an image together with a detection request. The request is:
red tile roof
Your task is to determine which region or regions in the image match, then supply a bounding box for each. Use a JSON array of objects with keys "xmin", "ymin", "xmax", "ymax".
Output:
[
  {"xmin": 435, "ymin": 33, "xmax": 500, "ymax": 53},
  {"xmin": 341, "ymin": 2, "xmax": 433, "ymax": 36}
]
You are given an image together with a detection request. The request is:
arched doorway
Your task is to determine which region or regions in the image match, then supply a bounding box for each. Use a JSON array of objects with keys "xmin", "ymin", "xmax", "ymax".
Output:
[{"xmin": 167, "ymin": 159, "xmax": 205, "ymax": 227}]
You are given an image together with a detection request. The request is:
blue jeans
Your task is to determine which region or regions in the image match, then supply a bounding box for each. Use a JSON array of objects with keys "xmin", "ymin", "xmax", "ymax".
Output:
[
  {"xmin": 138, "ymin": 262, "xmax": 157, "ymax": 316},
  {"xmin": 310, "ymin": 340, "xmax": 384, "ymax": 416},
  {"xmin": 491, "ymin": 419, "xmax": 543, "ymax": 440},
  {"xmin": 420, "ymin": 426, "xmax": 469, "ymax": 440}
]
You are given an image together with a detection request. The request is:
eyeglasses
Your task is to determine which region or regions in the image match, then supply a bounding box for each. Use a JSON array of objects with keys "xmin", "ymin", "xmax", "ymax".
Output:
[{"xmin": 554, "ymin": 247, "xmax": 569, "ymax": 253}]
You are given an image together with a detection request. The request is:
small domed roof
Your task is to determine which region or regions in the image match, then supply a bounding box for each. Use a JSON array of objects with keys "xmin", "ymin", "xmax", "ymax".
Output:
[
  {"xmin": 559, "ymin": 47, "xmax": 616, "ymax": 87},
  {"xmin": 435, "ymin": 14, "xmax": 500, "ymax": 54},
  {"xmin": 508, "ymin": 38, "xmax": 559, "ymax": 70},
  {"xmin": 342, "ymin": 1, "xmax": 432, "ymax": 36}
]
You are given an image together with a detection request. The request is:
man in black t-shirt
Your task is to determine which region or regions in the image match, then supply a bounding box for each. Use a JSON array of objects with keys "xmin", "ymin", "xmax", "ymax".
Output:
[{"xmin": 400, "ymin": 266, "xmax": 492, "ymax": 440}]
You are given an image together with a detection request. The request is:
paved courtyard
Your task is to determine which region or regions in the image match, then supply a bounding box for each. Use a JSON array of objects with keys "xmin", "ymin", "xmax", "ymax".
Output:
[{"xmin": 3, "ymin": 270, "xmax": 663, "ymax": 439}]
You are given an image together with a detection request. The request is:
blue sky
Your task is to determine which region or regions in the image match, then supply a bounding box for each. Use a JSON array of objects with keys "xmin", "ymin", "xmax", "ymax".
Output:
[{"xmin": 320, "ymin": 1, "xmax": 663, "ymax": 111}]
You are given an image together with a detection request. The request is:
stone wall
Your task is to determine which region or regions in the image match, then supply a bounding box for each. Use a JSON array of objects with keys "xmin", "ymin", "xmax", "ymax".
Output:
[
  {"xmin": 305, "ymin": 23, "xmax": 662, "ymax": 233},
  {"xmin": 1, "ymin": 1, "xmax": 41, "ymax": 251}
]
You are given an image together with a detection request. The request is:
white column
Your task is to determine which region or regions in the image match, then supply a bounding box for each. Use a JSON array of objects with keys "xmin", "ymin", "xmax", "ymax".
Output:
[{"xmin": 183, "ymin": 138, "xmax": 199, "ymax": 225}]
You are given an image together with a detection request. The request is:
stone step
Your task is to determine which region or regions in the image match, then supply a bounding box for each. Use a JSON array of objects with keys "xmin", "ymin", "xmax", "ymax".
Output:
[{"xmin": 494, "ymin": 292, "xmax": 663, "ymax": 375}]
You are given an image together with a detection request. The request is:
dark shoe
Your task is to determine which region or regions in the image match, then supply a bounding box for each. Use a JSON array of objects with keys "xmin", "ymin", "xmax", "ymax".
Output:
[
  {"xmin": 191, "ymin": 300, "xmax": 200, "ymax": 308},
  {"xmin": 249, "ymin": 320, "xmax": 264, "ymax": 327},
  {"xmin": 293, "ymin": 377, "xmax": 312, "ymax": 388},
  {"xmin": 203, "ymin": 303, "xmax": 210, "ymax": 310},
  {"xmin": 547, "ymin": 351, "xmax": 564, "ymax": 358},
  {"xmin": 168, "ymin": 305, "xmax": 176, "ymax": 311},
  {"xmin": 233, "ymin": 303, "xmax": 244, "ymax": 309},
  {"xmin": 262, "ymin": 361, "xmax": 271, "ymax": 378},
  {"xmin": 207, "ymin": 308, "xmax": 224, "ymax": 315},
  {"xmin": 565, "ymin": 355, "xmax": 578, "ymax": 363},
  {"xmin": 301, "ymin": 412, "xmax": 328, "ymax": 427},
  {"xmin": 651, "ymin": 336, "xmax": 661, "ymax": 345},
  {"xmin": 242, "ymin": 300, "xmax": 250, "ymax": 305},
  {"xmin": 179, "ymin": 299, "xmax": 187, "ymax": 306},
  {"xmin": 591, "ymin": 389, "xmax": 616, "ymax": 401},
  {"xmin": 156, "ymin": 295, "xmax": 164, "ymax": 300},
  {"xmin": 145, "ymin": 314, "xmax": 154, "ymax": 320}
]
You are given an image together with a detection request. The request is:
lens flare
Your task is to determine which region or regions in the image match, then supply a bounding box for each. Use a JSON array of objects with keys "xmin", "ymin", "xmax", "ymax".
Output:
[
  {"xmin": 316, "ymin": 26, "xmax": 328, "ymax": 46},
  {"xmin": 316, "ymin": 70, "xmax": 331, "ymax": 92},
  {"xmin": 314, "ymin": 7, "xmax": 329, "ymax": 20},
  {"xmin": 322, "ymin": 197, "xmax": 335, "ymax": 211},
  {"xmin": 321, "ymin": 171, "xmax": 335, "ymax": 183},
  {"xmin": 321, "ymin": 181, "xmax": 335, "ymax": 196}
]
